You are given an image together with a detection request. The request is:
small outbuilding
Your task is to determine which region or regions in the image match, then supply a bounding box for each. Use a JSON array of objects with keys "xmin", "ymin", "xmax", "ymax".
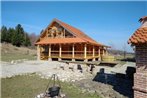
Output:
[{"xmin": 128, "ymin": 16, "xmax": 147, "ymax": 98}]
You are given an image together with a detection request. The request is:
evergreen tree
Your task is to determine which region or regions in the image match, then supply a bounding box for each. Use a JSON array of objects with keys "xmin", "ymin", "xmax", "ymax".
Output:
[
  {"xmin": 1, "ymin": 26, "xmax": 7, "ymax": 42},
  {"xmin": 12, "ymin": 24, "xmax": 25, "ymax": 47},
  {"xmin": 1, "ymin": 24, "xmax": 33, "ymax": 47},
  {"xmin": 23, "ymin": 33, "xmax": 31, "ymax": 46},
  {"xmin": 7, "ymin": 28, "xmax": 15, "ymax": 43}
]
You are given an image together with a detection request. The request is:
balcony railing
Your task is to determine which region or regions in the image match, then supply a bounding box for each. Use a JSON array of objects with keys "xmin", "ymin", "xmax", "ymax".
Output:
[{"xmin": 40, "ymin": 51, "xmax": 100, "ymax": 60}]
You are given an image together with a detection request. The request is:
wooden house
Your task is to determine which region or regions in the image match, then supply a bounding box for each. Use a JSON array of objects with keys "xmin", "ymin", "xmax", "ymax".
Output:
[{"xmin": 35, "ymin": 19, "xmax": 108, "ymax": 61}]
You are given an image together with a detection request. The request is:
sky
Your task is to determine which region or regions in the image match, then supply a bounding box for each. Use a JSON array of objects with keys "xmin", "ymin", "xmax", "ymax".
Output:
[{"xmin": 1, "ymin": 1, "xmax": 147, "ymax": 52}]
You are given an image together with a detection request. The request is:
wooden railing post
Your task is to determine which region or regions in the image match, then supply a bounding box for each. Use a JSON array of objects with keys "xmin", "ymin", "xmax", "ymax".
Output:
[{"xmin": 37, "ymin": 45, "xmax": 40, "ymax": 60}]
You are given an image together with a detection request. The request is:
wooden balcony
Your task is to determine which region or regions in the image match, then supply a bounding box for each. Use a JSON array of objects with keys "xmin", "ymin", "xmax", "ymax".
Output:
[{"xmin": 40, "ymin": 51, "xmax": 100, "ymax": 60}]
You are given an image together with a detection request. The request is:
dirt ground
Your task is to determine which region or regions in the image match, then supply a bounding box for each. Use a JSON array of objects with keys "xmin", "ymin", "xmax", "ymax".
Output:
[{"xmin": 1, "ymin": 60, "xmax": 135, "ymax": 98}]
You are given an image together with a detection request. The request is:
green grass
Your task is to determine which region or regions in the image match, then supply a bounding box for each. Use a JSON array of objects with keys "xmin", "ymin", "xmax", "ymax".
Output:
[
  {"xmin": 115, "ymin": 54, "xmax": 135, "ymax": 61},
  {"xmin": 1, "ymin": 53, "xmax": 36, "ymax": 62},
  {"xmin": 1, "ymin": 43, "xmax": 37, "ymax": 62},
  {"xmin": 114, "ymin": 54, "xmax": 135, "ymax": 65},
  {"xmin": 1, "ymin": 74, "xmax": 101, "ymax": 98}
]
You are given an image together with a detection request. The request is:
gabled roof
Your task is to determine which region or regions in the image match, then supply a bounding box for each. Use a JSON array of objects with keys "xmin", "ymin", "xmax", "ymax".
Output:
[
  {"xmin": 128, "ymin": 27, "xmax": 147, "ymax": 45},
  {"xmin": 36, "ymin": 19, "xmax": 106, "ymax": 46},
  {"xmin": 128, "ymin": 16, "xmax": 147, "ymax": 45}
]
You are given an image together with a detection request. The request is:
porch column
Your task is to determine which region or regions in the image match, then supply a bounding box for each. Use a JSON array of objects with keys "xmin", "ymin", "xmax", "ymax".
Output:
[
  {"xmin": 48, "ymin": 44, "xmax": 52, "ymax": 61},
  {"xmin": 72, "ymin": 44, "xmax": 75, "ymax": 61},
  {"xmin": 37, "ymin": 45, "xmax": 40, "ymax": 60},
  {"xmin": 92, "ymin": 46, "xmax": 95, "ymax": 57},
  {"xmin": 103, "ymin": 47, "xmax": 105, "ymax": 56},
  {"xmin": 49, "ymin": 44, "xmax": 51, "ymax": 57},
  {"xmin": 59, "ymin": 44, "xmax": 62, "ymax": 61},
  {"xmin": 92, "ymin": 46, "xmax": 95, "ymax": 61},
  {"xmin": 98, "ymin": 47, "xmax": 101, "ymax": 61},
  {"xmin": 98, "ymin": 48, "xmax": 100, "ymax": 57},
  {"xmin": 84, "ymin": 44, "xmax": 87, "ymax": 61}
]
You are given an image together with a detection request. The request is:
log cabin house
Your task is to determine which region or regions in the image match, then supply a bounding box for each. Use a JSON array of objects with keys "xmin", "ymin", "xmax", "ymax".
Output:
[{"xmin": 35, "ymin": 19, "xmax": 108, "ymax": 61}]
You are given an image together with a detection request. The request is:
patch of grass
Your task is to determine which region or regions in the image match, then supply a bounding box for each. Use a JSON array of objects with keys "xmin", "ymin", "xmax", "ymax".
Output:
[
  {"xmin": 115, "ymin": 54, "xmax": 135, "ymax": 61},
  {"xmin": 114, "ymin": 55, "xmax": 135, "ymax": 66},
  {"xmin": 1, "ymin": 53, "xmax": 36, "ymax": 62},
  {"xmin": 1, "ymin": 43, "xmax": 37, "ymax": 62},
  {"xmin": 1, "ymin": 74, "xmax": 101, "ymax": 98}
]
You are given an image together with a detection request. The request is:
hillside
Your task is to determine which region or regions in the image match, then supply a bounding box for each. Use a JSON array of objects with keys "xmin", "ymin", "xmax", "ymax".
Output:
[{"xmin": 1, "ymin": 43, "xmax": 37, "ymax": 62}]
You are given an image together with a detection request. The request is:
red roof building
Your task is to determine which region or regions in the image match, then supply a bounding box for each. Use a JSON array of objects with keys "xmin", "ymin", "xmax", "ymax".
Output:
[
  {"xmin": 36, "ymin": 19, "xmax": 108, "ymax": 61},
  {"xmin": 128, "ymin": 16, "xmax": 147, "ymax": 98}
]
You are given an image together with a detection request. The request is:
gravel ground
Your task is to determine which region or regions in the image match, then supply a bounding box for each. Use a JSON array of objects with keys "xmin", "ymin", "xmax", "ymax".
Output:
[
  {"xmin": 1, "ymin": 60, "xmax": 135, "ymax": 98},
  {"xmin": 1, "ymin": 60, "xmax": 92, "ymax": 82},
  {"xmin": 1, "ymin": 60, "xmax": 135, "ymax": 80}
]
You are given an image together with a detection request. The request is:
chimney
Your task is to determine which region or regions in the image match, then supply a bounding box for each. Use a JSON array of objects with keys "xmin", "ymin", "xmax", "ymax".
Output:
[{"xmin": 139, "ymin": 16, "xmax": 147, "ymax": 28}]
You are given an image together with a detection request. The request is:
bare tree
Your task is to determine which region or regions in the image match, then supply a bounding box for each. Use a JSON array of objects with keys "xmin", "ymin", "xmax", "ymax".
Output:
[
  {"xmin": 123, "ymin": 43, "xmax": 127, "ymax": 59},
  {"xmin": 29, "ymin": 33, "xmax": 39, "ymax": 47}
]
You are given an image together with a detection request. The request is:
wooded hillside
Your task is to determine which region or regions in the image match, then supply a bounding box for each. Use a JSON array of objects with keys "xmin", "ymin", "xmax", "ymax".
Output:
[{"xmin": 1, "ymin": 24, "xmax": 38, "ymax": 47}]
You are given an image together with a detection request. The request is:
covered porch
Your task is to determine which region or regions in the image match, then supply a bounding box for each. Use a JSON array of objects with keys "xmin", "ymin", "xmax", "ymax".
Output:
[{"xmin": 37, "ymin": 43, "xmax": 108, "ymax": 61}]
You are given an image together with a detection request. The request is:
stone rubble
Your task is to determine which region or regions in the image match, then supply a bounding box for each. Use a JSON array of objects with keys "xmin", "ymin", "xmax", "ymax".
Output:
[
  {"xmin": 1, "ymin": 60, "xmax": 92, "ymax": 82},
  {"xmin": 1, "ymin": 60, "xmax": 135, "ymax": 82}
]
